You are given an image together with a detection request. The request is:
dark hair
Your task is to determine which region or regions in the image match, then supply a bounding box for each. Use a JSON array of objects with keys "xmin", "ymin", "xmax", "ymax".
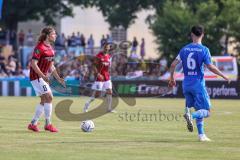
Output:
[
  {"xmin": 191, "ymin": 25, "xmax": 204, "ymax": 37},
  {"xmin": 38, "ymin": 26, "xmax": 55, "ymax": 42}
]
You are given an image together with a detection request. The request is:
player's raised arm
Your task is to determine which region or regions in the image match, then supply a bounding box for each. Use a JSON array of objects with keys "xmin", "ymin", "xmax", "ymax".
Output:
[{"xmin": 206, "ymin": 64, "xmax": 230, "ymax": 82}]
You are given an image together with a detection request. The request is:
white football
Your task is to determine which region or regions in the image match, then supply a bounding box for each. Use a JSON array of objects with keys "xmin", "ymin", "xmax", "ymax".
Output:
[{"xmin": 81, "ymin": 120, "xmax": 95, "ymax": 132}]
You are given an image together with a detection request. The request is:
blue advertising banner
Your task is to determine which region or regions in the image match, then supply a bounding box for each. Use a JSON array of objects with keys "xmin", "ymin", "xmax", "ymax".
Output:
[{"xmin": 0, "ymin": 0, "xmax": 3, "ymax": 19}]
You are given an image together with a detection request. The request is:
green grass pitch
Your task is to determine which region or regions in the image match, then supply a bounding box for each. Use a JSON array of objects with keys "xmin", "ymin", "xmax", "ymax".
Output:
[{"xmin": 0, "ymin": 97, "xmax": 239, "ymax": 160}]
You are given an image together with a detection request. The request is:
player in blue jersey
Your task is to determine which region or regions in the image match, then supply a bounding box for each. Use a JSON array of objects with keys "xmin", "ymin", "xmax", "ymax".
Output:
[{"xmin": 169, "ymin": 25, "xmax": 230, "ymax": 142}]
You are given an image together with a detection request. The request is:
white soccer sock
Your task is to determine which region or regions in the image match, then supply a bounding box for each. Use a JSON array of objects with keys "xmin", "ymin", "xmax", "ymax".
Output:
[
  {"xmin": 185, "ymin": 107, "xmax": 190, "ymax": 114},
  {"xmin": 107, "ymin": 94, "xmax": 112, "ymax": 111},
  {"xmin": 84, "ymin": 96, "xmax": 95, "ymax": 112},
  {"xmin": 31, "ymin": 104, "xmax": 44, "ymax": 125},
  {"xmin": 44, "ymin": 103, "xmax": 52, "ymax": 125}
]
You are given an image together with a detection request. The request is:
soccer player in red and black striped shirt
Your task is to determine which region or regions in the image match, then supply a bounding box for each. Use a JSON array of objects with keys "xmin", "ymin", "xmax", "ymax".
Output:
[
  {"xmin": 83, "ymin": 42, "xmax": 115, "ymax": 113},
  {"xmin": 28, "ymin": 26, "xmax": 65, "ymax": 132}
]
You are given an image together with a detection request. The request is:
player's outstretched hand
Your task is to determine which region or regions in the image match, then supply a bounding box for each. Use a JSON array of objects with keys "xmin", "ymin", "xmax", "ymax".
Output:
[{"xmin": 58, "ymin": 78, "xmax": 66, "ymax": 88}]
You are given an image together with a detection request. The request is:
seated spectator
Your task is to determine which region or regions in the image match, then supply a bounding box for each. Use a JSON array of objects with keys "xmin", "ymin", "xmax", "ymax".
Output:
[
  {"xmin": 6, "ymin": 56, "xmax": 17, "ymax": 76},
  {"xmin": 22, "ymin": 62, "xmax": 30, "ymax": 77},
  {"xmin": 0, "ymin": 55, "xmax": 8, "ymax": 76}
]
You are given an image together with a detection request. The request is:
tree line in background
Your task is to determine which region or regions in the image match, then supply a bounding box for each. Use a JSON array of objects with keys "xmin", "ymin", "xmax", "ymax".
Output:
[{"xmin": 1, "ymin": 0, "xmax": 240, "ymax": 63}]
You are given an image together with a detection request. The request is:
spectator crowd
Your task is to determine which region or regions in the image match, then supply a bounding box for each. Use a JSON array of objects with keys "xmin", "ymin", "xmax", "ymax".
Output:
[{"xmin": 0, "ymin": 28, "xmax": 171, "ymax": 81}]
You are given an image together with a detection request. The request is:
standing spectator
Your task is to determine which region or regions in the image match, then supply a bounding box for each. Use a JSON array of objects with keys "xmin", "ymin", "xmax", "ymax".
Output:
[
  {"xmin": 106, "ymin": 34, "xmax": 112, "ymax": 43},
  {"xmin": 54, "ymin": 33, "xmax": 62, "ymax": 47},
  {"xmin": 59, "ymin": 33, "xmax": 66, "ymax": 47},
  {"xmin": 100, "ymin": 35, "xmax": 107, "ymax": 48},
  {"xmin": 55, "ymin": 32, "xmax": 65, "ymax": 47},
  {"xmin": 18, "ymin": 29, "xmax": 25, "ymax": 47},
  {"xmin": 6, "ymin": 29, "xmax": 10, "ymax": 45},
  {"xmin": 76, "ymin": 32, "xmax": 83, "ymax": 56},
  {"xmin": 70, "ymin": 32, "xmax": 77, "ymax": 46},
  {"xmin": 55, "ymin": 33, "xmax": 67, "ymax": 56},
  {"xmin": 131, "ymin": 37, "xmax": 138, "ymax": 55},
  {"xmin": 10, "ymin": 30, "xmax": 17, "ymax": 50},
  {"xmin": 67, "ymin": 35, "xmax": 71, "ymax": 47},
  {"xmin": 80, "ymin": 34, "xmax": 86, "ymax": 53},
  {"xmin": 68, "ymin": 32, "xmax": 77, "ymax": 55},
  {"xmin": 76, "ymin": 32, "xmax": 81, "ymax": 47},
  {"xmin": 87, "ymin": 34, "xmax": 94, "ymax": 54},
  {"xmin": 22, "ymin": 61, "xmax": 30, "ymax": 77},
  {"xmin": 140, "ymin": 38, "xmax": 145, "ymax": 60},
  {"xmin": 26, "ymin": 29, "xmax": 34, "ymax": 46}
]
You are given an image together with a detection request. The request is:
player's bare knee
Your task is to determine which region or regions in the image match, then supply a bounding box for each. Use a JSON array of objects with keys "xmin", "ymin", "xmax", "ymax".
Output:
[
  {"xmin": 47, "ymin": 94, "xmax": 53, "ymax": 103},
  {"xmin": 40, "ymin": 95, "xmax": 45, "ymax": 105},
  {"xmin": 40, "ymin": 100, "xmax": 44, "ymax": 105},
  {"xmin": 44, "ymin": 93, "xmax": 52, "ymax": 103}
]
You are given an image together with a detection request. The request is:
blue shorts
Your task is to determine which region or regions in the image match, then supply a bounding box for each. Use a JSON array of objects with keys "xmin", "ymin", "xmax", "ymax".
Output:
[{"xmin": 182, "ymin": 79, "xmax": 211, "ymax": 111}]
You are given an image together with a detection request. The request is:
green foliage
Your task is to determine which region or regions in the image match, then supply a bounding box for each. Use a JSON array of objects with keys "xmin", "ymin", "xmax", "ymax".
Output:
[
  {"xmin": 2, "ymin": 0, "xmax": 240, "ymax": 62},
  {"xmin": 217, "ymin": 0, "xmax": 240, "ymax": 52},
  {"xmin": 90, "ymin": 0, "xmax": 152, "ymax": 29},
  {"xmin": 1, "ymin": 0, "xmax": 79, "ymax": 31},
  {"xmin": 150, "ymin": 1, "xmax": 196, "ymax": 61},
  {"xmin": 149, "ymin": 0, "xmax": 240, "ymax": 62}
]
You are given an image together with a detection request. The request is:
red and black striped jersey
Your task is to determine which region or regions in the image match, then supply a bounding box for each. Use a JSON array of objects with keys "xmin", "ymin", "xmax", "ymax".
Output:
[
  {"xmin": 29, "ymin": 42, "xmax": 55, "ymax": 81},
  {"xmin": 95, "ymin": 52, "xmax": 111, "ymax": 82}
]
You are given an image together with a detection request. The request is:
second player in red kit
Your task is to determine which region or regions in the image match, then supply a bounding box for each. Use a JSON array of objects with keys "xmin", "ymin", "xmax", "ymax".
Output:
[
  {"xmin": 84, "ymin": 42, "xmax": 115, "ymax": 113},
  {"xmin": 95, "ymin": 51, "xmax": 111, "ymax": 81}
]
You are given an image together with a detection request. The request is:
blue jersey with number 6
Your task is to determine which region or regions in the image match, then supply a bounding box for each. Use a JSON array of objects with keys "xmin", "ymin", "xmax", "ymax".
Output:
[
  {"xmin": 177, "ymin": 43, "xmax": 212, "ymax": 82},
  {"xmin": 177, "ymin": 43, "xmax": 212, "ymax": 110}
]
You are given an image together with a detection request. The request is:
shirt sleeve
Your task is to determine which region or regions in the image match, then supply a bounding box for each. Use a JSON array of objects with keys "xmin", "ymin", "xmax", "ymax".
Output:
[
  {"xmin": 176, "ymin": 54, "xmax": 181, "ymax": 61},
  {"xmin": 176, "ymin": 48, "xmax": 183, "ymax": 61},
  {"xmin": 32, "ymin": 46, "xmax": 42, "ymax": 60},
  {"xmin": 203, "ymin": 48, "xmax": 212, "ymax": 65}
]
